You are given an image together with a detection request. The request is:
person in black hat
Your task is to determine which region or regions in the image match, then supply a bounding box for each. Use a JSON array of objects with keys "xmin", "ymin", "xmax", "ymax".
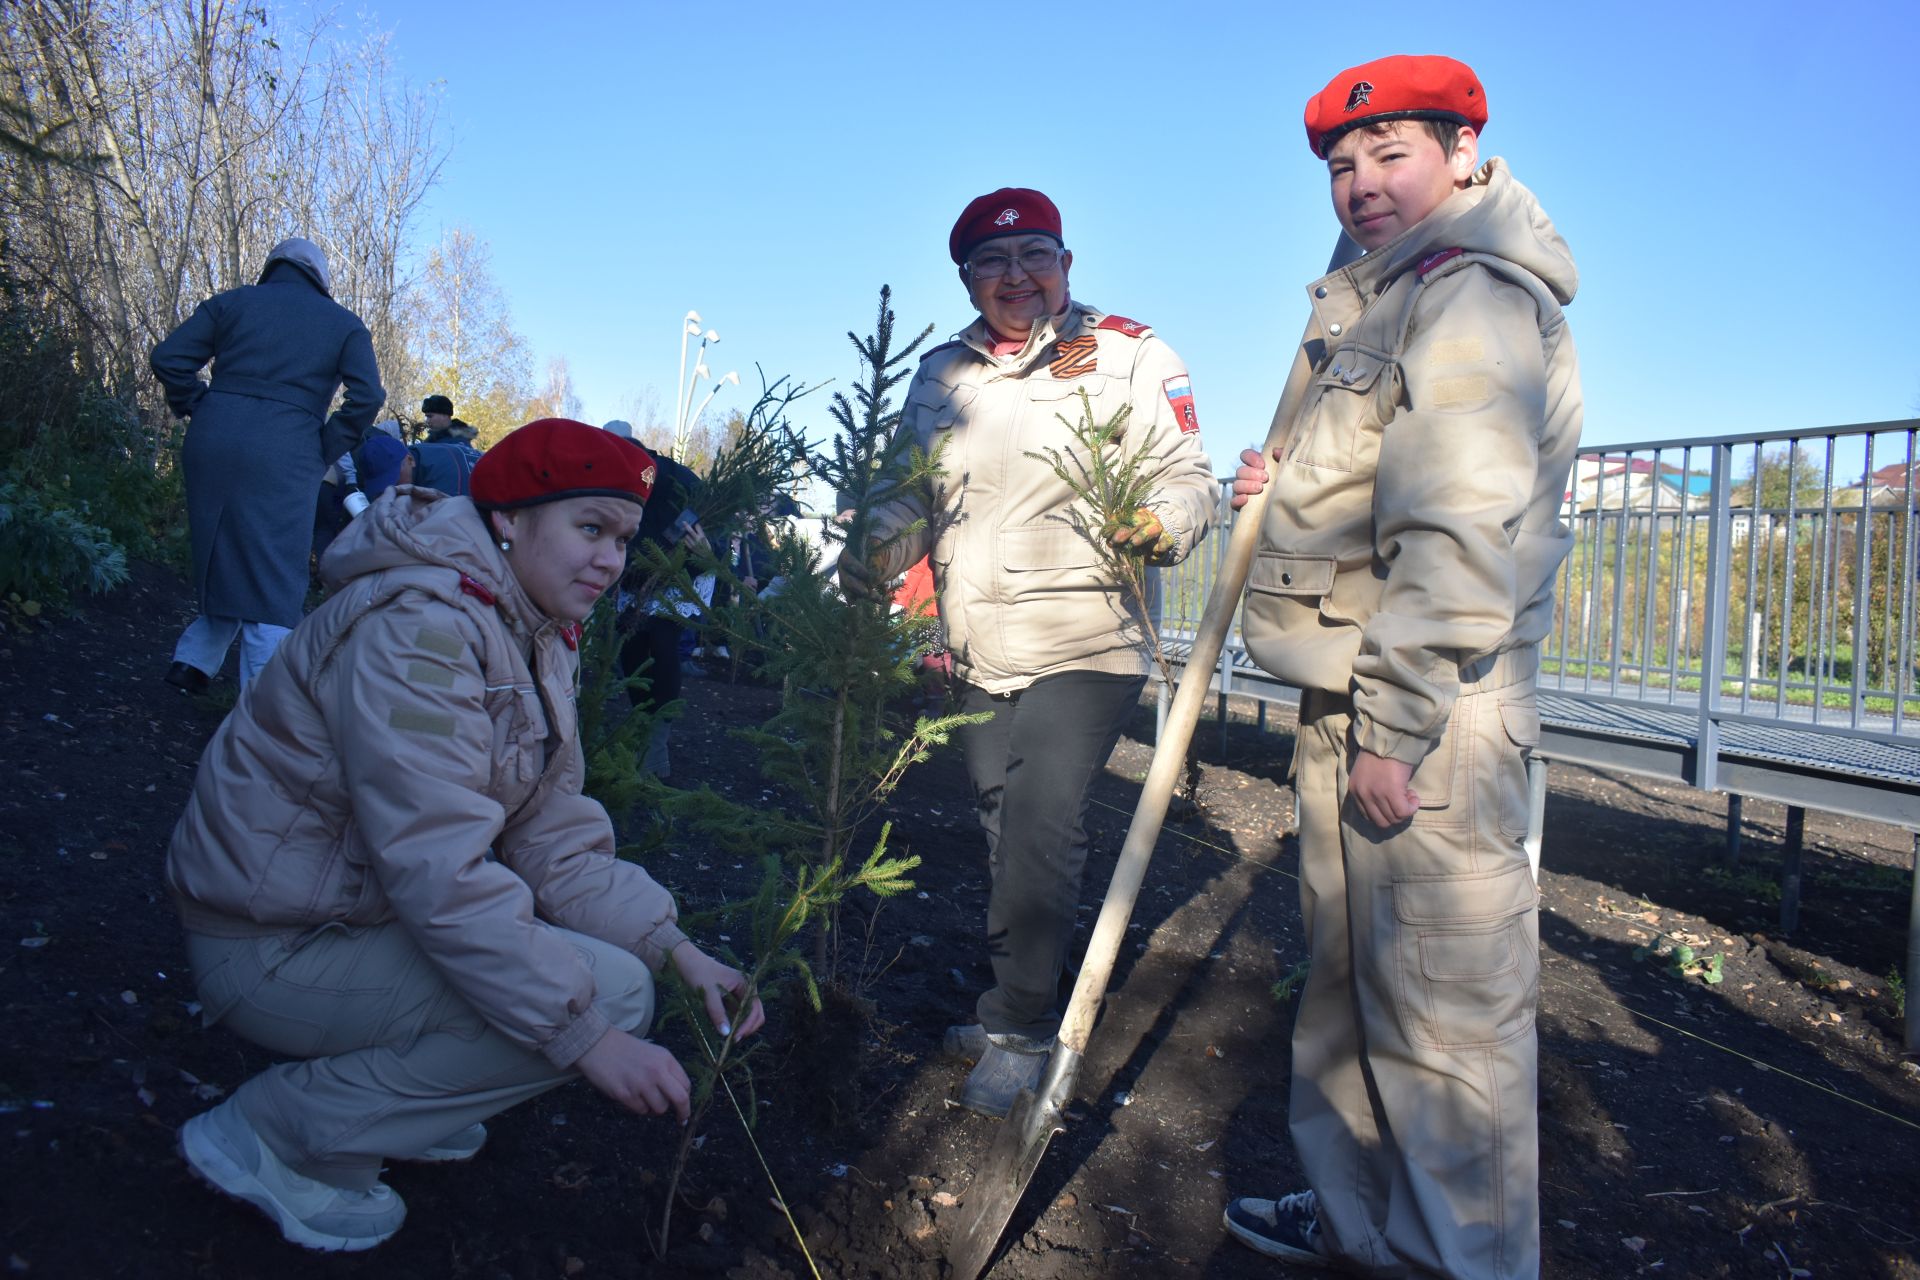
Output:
[{"xmin": 420, "ymin": 394, "xmax": 479, "ymax": 447}]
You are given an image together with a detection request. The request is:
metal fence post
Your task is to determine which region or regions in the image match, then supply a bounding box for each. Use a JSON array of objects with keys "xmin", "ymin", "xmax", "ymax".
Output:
[{"xmin": 1695, "ymin": 442, "xmax": 1733, "ymax": 791}]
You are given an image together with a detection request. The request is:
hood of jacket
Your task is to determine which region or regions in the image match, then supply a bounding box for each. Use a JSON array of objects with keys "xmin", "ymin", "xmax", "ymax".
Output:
[
  {"xmin": 320, "ymin": 488, "xmax": 551, "ymax": 642},
  {"xmin": 1347, "ymin": 157, "xmax": 1578, "ymax": 305},
  {"xmin": 257, "ymin": 235, "xmax": 333, "ymax": 296}
]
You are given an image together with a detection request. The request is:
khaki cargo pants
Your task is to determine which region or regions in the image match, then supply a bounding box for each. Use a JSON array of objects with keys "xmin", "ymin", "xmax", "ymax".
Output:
[
  {"xmin": 186, "ymin": 920, "xmax": 655, "ymax": 1191},
  {"xmin": 1290, "ymin": 649, "xmax": 1542, "ymax": 1279}
]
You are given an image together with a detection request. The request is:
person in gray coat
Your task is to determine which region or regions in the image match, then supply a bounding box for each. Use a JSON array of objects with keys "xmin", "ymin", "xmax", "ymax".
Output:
[{"xmin": 152, "ymin": 237, "xmax": 385, "ymax": 694}]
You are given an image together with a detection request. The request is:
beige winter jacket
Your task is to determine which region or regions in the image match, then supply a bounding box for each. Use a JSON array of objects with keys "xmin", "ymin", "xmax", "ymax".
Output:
[
  {"xmin": 1241, "ymin": 159, "xmax": 1584, "ymax": 765},
  {"xmin": 167, "ymin": 488, "xmax": 687, "ymax": 1068},
  {"xmin": 865, "ymin": 301, "xmax": 1217, "ymax": 694}
]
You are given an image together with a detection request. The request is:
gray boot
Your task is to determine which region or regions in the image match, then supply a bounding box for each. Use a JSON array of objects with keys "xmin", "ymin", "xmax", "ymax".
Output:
[{"xmin": 955, "ymin": 1034, "xmax": 1054, "ymax": 1119}]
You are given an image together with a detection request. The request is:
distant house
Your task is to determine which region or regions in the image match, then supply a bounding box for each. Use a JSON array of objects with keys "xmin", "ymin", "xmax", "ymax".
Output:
[
  {"xmin": 1835, "ymin": 460, "xmax": 1920, "ymax": 510},
  {"xmin": 1570, "ymin": 454, "xmax": 1708, "ymax": 513}
]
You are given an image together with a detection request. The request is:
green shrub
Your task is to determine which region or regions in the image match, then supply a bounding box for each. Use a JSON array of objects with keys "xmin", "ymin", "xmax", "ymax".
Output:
[
  {"xmin": 0, "ymin": 478, "xmax": 130, "ymax": 615},
  {"xmin": 0, "ymin": 272, "xmax": 186, "ymax": 576}
]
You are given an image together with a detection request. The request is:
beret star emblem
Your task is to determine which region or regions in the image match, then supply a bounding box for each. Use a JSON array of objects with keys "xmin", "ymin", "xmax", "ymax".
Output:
[{"xmin": 1345, "ymin": 80, "xmax": 1374, "ymax": 112}]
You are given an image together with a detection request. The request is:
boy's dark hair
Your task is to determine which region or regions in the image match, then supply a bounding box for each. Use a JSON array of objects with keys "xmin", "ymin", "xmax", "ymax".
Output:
[{"xmin": 1339, "ymin": 117, "xmax": 1462, "ymax": 159}]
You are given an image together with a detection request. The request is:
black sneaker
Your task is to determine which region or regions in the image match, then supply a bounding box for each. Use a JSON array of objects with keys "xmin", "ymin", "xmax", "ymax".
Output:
[
  {"xmin": 164, "ymin": 661, "xmax": 211, "ymax": 694},
  {"xmin": 1223, "ymin": 1189, "xmax": 1331, "ymax": 1266}
]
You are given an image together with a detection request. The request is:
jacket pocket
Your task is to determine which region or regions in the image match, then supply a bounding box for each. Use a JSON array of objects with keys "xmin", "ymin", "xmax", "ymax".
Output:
[
  {"xmin": 1001, "ymin": 522, "xmax": 1104, "ymax": 577},
  {"xmin": 1024, "ymin": 372, "xmax": 1113, "ymax": 403},
  {"xmin": 907, "ymin": 383, "xmax": 977, "ymax": 433},
  {"xmin": 1287, "ymin": 348, "xmax": 1390, "ymax": 473},
  {"xmin": 1246, "ymin": 551, "xmax": 1335, "ymax": 597},
  {"xmin": 1391, "ymin": 859, "xmax": 1538, "ymax": 1051}
]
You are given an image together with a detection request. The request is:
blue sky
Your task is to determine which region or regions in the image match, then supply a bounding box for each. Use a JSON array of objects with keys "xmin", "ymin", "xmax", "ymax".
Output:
[{"xmin": 364, "ymin": 0, "xmax": 1918, "ymax": 460}]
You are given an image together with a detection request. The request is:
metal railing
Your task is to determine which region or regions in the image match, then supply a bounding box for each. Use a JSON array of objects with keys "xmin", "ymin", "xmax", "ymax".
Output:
[
  {"xmin": 1153, "ymin": 418, "xmax": 1920, "ymax": 767},
  {"xmin": 1553, "ymin": 420, "xmax": 1920, "ymax": 781}
]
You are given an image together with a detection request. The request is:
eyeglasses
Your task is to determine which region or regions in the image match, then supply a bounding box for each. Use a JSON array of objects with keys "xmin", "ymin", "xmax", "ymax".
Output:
[{"xmin": 965, "ymin": 245, "xmax": 1064, "ymax": 279}]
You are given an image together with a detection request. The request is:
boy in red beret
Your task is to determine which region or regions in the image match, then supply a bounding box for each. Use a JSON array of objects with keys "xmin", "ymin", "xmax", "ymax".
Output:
[{"xmin": 1224, "ymin": 56, "xmax": 1583, "ymax": 1278}]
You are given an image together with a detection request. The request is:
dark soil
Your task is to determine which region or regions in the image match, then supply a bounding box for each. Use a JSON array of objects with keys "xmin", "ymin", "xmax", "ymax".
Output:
[{"xmin": 3, "ymin": 563, "xmax": 1917, "ymax": 1279}]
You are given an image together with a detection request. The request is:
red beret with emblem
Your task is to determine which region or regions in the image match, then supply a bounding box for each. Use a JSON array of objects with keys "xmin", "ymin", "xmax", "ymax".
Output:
[
  {"xmin": 949, "ymin": 187, "xmax": 1063, "ymax": 264},
  {"xmin": 471, "ymin": 417, "xmax": 656, "ymax": 510},
  {"xmin": 1304, "ymin": 54, "xmax": 1487, "ymax": 158}
]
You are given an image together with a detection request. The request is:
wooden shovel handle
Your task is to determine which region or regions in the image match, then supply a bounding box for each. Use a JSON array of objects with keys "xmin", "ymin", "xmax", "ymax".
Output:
[{"xmin": 1056, "ymin": 334, "xmax": 1319, "ymax": 1055}]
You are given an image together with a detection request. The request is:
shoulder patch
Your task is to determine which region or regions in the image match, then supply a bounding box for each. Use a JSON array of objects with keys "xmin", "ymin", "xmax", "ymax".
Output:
[
  {"xmin": 1096, "ymin": 315, "xmax": 1151, "ymax": 338},
  {"xmin": 1417, "ymin": 248, "xmax": 1465, "ymax": 278},
  {"xmin": 918, "ymin": 339, "xmax": 965, "ymax": 363}
]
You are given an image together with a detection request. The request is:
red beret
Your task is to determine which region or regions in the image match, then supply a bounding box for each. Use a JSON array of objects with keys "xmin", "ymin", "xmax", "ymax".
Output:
[
  {"xmin": 471, "ymin": 418, "xmax": 656, "ymax": 510},
  {"xmin": 1304, "ymin": 55, "xmax": 1487, "ymax": 158},
  {"xmin": 949, "ymin": 188, "xmax": 1062, "ymax": 264}
]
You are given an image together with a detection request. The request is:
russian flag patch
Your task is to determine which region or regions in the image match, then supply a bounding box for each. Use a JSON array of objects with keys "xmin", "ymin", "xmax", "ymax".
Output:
[{"xmin": 1162, "ymin": 375, "xmax": 1200, "ymax": 434}]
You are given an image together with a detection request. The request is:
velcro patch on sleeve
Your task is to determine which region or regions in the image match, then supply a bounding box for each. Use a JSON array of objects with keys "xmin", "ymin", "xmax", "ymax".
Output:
[
  {"xmin": 1427, "ymin": 337, "xmax": 1484, "ymax": 365},
  {"xmin": 1096, "ymin": 315, "xmax": 1150, "ymax": 337},
  {"xmin": 389, "ymin": 706, "xmax": 458, "ymax": 737},
  {"xmin": 1429, "ymin": 375, "xmax": 1492, "ymax": 407},
  {"xmin": 416, "ymin": 628, "xmax": 464, "ymax": 659},
  {"xmin": 1162, "ymin": 375, "xmax": 1201, "ymax": 434},
  {"xmin": 406, "ymin": 661, "xmax": 457, "ymax": 689}
]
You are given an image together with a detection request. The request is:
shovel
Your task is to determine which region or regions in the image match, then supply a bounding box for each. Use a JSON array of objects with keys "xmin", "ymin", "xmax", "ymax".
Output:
[{"xmin": 943, "ymin": 246, "xmax": 1351, "ymax": 1273}]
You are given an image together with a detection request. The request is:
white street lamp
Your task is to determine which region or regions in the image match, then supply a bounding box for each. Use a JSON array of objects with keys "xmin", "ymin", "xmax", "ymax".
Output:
[
  {"xmin": 685, "ymin": 370, "xmax": 741, "ymax": 447},
  {"xmin": 675, "ymin": 328, "xmax": 723, "ymax": 458},
  {"xmin": 672, "ymin": 311, "xmax": 702, "ymax": 444}
]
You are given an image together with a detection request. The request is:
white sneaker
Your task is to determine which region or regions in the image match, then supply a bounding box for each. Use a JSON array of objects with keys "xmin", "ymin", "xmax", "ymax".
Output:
[
  {"xmin": 406, "ymin": 1122, "xmax": 487, "ymax": 1163},
  {"xmin": 179, "ymin": 1101, "xmax": 405, "ymax": 1251}
]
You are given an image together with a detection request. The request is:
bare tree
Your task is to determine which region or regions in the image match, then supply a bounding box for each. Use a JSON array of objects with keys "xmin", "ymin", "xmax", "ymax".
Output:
[
  {"xmin": 0, "ymin": 1, "xmax": 444, "ymax": 406},
  {"xmin": 401, "ymin": 225, "xmax": 535, "ymax": 447},
  {"xmin": 525, "ymin": 355, "xmax": 583, "ymax": 422}
]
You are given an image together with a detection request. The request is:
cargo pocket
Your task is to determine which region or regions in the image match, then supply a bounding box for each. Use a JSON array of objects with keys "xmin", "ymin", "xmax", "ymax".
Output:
[
  {"xmin": 1406, "ymin": 726, "xmax": 1459, "ymax": 814},
  {"xmin": 1496, "ymin": 694, "xmax": 1541, "ymax": 839},
  {"xmin": 1391, "ymin": 860, "xmax": 1538, "ymax": 1051},
  {"xmin": 1288, "ymin": 348, "xmax": 1390, "ymax": 473}
]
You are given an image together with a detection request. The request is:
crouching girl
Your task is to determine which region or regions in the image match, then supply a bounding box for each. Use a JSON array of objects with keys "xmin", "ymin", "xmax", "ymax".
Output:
[{"xmin": 168, "ymin": 417, "xmax": 762, "ymax": 1251}]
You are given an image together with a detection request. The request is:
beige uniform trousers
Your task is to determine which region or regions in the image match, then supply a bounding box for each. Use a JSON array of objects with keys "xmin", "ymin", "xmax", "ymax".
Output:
[
  {"xmin": 186, "ymin": 920, "xmax": 655, "ymax": 1190},
  {"xmin": 1290, "ymin": 648, "xmax": 1542, "ymax": 1280}
]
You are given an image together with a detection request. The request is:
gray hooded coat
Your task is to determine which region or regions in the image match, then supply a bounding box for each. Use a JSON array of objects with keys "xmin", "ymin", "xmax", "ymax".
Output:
[{"xmin": 152, "ymin": 242, "xmax": 385, "ymax": 628}]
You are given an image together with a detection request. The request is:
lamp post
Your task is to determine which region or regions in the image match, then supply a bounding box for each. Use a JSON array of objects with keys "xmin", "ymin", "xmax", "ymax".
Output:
[
  {"xmin": 672, "ymin": 311, "xmax": 702, "ymax": 448},
  {"xmin": 673, "ymin": 327, "xmax": 722, "ymax": 459},
  {"xmin": 684, "ymin": 369, "xmax": 741, "ymax": 450}
]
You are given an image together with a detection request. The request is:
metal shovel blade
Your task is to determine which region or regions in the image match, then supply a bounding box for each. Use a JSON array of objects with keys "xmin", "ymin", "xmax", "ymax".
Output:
[{"xmin": 946, "ymin": 1049, "xmax": 1075, "ymax": 1279}]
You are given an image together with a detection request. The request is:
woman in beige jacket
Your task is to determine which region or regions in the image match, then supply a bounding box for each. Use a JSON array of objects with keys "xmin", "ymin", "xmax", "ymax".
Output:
[
  {"xmin": 845, "ymin": 189, "xmax": 1217, "ymax": 1117},
  {"xmin": 168, "ymin": 418, "xmax": 763, "ymax": 1252}
]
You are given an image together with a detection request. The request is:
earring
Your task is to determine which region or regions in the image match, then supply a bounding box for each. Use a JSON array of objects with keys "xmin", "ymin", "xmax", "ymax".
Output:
[{"xmin": 498, "ymin": 539, "xmax": 512, "ymax": 552}]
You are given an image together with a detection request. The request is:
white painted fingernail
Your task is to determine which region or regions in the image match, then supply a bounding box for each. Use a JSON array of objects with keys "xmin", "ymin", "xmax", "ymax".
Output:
[{"xmin": 720, "ymin": 1021, "xmax": 732, "ymax": 1037}]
